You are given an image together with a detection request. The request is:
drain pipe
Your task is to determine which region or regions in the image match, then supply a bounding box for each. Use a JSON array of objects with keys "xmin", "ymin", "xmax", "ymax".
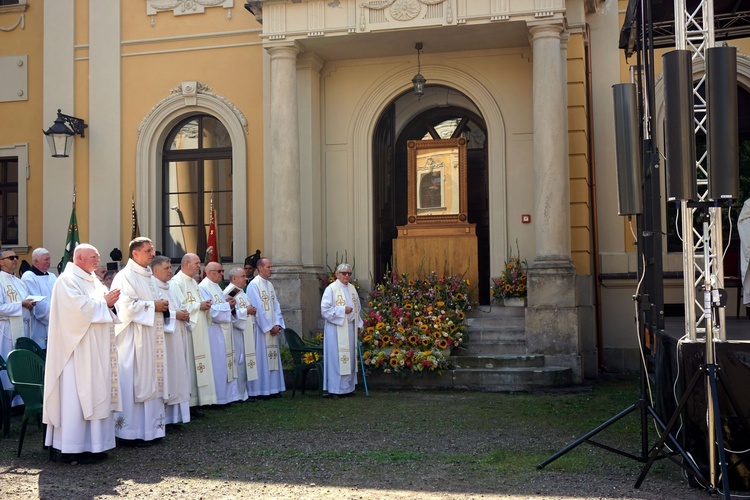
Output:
[{"xmin": 584, "ymin": 23, "xmax": 604, "ymax": 371}]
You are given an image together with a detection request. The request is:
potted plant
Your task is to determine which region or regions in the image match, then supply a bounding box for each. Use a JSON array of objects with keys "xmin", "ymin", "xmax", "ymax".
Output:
[{"xmin": 491, "ymin": 244, "xmax": 528, "ymax": 307}]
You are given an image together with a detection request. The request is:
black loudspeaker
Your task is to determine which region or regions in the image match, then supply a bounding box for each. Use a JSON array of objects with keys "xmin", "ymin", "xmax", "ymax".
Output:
[
  {"xmin": 707, "ymin": 46, "xmax": 739, "ymax": 201},
  {"xmin": 663, "ymin": 50, "xmax": 697, "ymax": 202},
  {"xmin": 612, "ymin": 83, "xmax": 643, "ymax": 215}
]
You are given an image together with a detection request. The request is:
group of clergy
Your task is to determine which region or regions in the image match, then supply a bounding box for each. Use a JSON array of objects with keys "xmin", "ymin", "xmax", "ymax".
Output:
[
  {"xmin": 1, "ymin": 238, "xmax": 364, "ymax": 465},
  {"xmin": 0, "ymin": 238, "xmax": 289, "ymax": 464}
]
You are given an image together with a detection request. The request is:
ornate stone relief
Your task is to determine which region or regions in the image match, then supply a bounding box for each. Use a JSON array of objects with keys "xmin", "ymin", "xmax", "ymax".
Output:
[
  {"xmin": 0, "ymin": 0, "xmax": 27, "ymax": 32},
  {"xmin": 147, "ymin": 0, "xmax": 234, "ymax": 26},
  {"xmin": 138, "ymin": 81, "xmax": 248, "ymax": 137},
  {"xmin": 359, "ymin": 0, "xmax": 452, "ymax": 30}
]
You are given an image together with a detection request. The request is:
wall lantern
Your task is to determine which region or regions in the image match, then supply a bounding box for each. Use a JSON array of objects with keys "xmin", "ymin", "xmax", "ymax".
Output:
[
  {"xmin": 43, "ymin": 109, "xmax": 88, "ymax": 158},
  {"xmin": 412, "ymin": 42, "xmax": 426, "ymax": 97}
]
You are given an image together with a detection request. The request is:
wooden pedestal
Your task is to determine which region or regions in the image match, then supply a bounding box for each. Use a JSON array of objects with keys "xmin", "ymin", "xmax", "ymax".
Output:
[{"xmin": 392, "ymin": 224, "xmax": 478, "ymax": 296}]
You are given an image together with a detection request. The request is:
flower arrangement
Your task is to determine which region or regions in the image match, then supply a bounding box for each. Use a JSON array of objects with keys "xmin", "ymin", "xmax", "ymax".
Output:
[
  {"xmin": 491, "ymin": 243, "xmax": 528, "ymax": 301},
  {"xmin": 360, "ymin": 270, "xmax": 474, "ymax": 376}
]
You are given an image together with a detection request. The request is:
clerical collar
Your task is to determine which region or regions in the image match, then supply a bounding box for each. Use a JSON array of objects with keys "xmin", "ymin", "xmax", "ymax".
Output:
[{"xmin": 30, "ymin": 265, "xmax": 48, "ymax": 276}]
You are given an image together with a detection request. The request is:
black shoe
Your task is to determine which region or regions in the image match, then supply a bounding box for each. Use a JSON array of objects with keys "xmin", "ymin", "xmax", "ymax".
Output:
[
  {"xmin": 246, "ymin": 397, "xmax": 258, "ymax": 403},
  {"xmin": 190, "ymin": 409, "xmax": 205, "ymax": 419}
]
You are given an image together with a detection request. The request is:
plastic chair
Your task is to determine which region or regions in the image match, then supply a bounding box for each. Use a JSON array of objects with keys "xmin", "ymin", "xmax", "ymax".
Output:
[
  {"xmin": 0, "ymin": 355, "xmax": 12, "ymax": 438},
  {"xmin": 283, "ymin": 328, "xmax": 324, "ymax": 397},
  {"xmin": 15, "ymin": 337, "xmax": 46, "ymax": 362},
  {"xmin": 6, "ymin": 349, "xmax": 45, "ymax": 457}
]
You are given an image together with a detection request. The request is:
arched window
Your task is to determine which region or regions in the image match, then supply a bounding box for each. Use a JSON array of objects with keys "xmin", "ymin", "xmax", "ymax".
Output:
[{"xmin": 162, "ymin": 114, "xmax": 233, "ymax": 262}]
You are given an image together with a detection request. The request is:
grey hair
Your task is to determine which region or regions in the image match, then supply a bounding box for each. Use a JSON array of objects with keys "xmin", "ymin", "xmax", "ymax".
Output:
[
  {"xmin": 73, "ymin": 243, "xmax": 97, "ymax": 258},
  {"xmin": 31, "ymin": 248, "xmax": 50, "ymax": 261},
  {"xmin": 151, "ymin": 255, "xmax": 171, "ymax": 269},
  {"xmin": 228, "ymin": 267, "xmax": 243, "ymax": 279},
  {"xmin": 335, "ymin": 263, "xmax": 352, "ymax": 274}
]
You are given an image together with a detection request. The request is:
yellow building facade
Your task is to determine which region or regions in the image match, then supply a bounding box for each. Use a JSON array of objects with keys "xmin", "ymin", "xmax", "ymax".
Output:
[{"xmin": 8, "ymin": 0, "xmax": 745, "ymax": 379}]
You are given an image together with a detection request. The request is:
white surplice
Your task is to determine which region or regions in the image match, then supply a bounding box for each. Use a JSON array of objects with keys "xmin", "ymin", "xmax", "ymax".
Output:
[
  {"xmin": 199, "ymin": 278, "xmax": 239, "ymax": 405},
  {"xmin": 21, "ymin": 268, "xmax": 56, "ymax": 349},
  {"xmin": 321, "ymin": 280, "xmax": 362, "ymax": 394},
  {"xmin": 153, "ymin": 276, "xmax": 191, "ymax": 425},
  {"xmin": 246, "ymin": 275, "xmax": 286, "ymax": 397},
  {"xmin": 111, "ymin": 259, "xmax": 166, "ymax": 441},
  {"xmin": 0, "ymin": 270, "xmax": 29, "ymax": 405},
  {"xmin": 43, "ymin": 263, "xmax": 120, "ymax": 454}
]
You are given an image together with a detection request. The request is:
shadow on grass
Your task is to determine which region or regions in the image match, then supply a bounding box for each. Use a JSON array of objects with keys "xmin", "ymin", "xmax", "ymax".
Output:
[{"xmin": 0, "ymin": 378, "xmax": 710, "ymax": 498}]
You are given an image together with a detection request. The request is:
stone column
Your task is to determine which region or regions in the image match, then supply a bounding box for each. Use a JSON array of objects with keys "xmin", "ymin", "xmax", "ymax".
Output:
[
  {"xmin": 267, "ymin": 43, "xmax": 302, "ymax": 267},
  {"xmin": 527, "ymin": 22, "xmax": 582, "ymax": 382}
]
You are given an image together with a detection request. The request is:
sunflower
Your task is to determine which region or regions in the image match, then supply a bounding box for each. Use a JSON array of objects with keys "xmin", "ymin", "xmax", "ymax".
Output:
[
  {"xmin": 437, "ymin": 339, "xmax": 449, "ymax": 350},
  {"xmin": 421, "ymin": 338, "xmax": 430, "ymax": 346},
  {"xmin": 375, "ymin": 322, "xmax": 385, "ymax": 330},
  {"xmin": 363, "ymin": 334, "xmax": 373, "ymax": 343},
  {"xmin": 404, "ymin": 303, "xmax": 413, "ymax": 310},
  {"xmin": 455, "ymin": 293, "xmax": 464, "ymax": 300},
  {"xmin": 381, "ymin": 335, "xmax": 391, "ymax": 345},
  {"xmin": 389, "ymin": 357, "xmax": 398, "ymax": 367},
  {"xmin": 436, "ymin": 301, "xmax": 445, "ymax": 308},
  {"xmin": 419, "ymin": 324, "xmax": 429, "ymax": 332},
  {"xmin": 433, "ymin": 331, "xmax": 442, "ymax": 339},
  {"xmin": 408, "ymin": 335, "xmax": 418, "ymax": 345}
]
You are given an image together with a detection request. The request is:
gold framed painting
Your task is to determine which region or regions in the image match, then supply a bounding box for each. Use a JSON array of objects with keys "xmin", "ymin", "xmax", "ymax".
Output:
[{"xmin": 406, "ymin": 137, "xmax": 468, "ymax": 225}]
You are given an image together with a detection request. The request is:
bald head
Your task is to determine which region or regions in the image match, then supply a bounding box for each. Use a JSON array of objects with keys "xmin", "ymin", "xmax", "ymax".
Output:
[
  {"xmin": 73, "ymin": 244, "xmax": 101, "ymax": 274},
  {"xmin": 180, "ymin": 253, "xmax": 201, "ymax": 278},
  {"xmin": 205, "ymin": 261, "xmax": 224, "ymax": 284}
]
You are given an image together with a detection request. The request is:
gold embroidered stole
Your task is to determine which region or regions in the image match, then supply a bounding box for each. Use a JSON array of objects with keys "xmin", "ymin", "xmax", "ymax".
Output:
[
  {"xmin": 211, "ymin": 291, "xmax": 236, "ymax": 382},
  {"xmin": 334, "ymin": 282, "xmax": 358, "ymax": 375},
  {"xmin": 258, "ymin": 278, "xmax": 280, "ymax": 371},
  {"xmin": 176, "ymin": 276, "xmax": 212, "ymax": 389},
  {"xmin": 0, "ymin": 272, "xmax": 27, "ymax": 346},
  {"xmin": 237, "ymin": 295, "xmax": 258, "ymax": 381}
]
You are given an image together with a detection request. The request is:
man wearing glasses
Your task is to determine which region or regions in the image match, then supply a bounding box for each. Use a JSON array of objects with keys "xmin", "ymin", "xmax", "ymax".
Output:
[
  {"xmin": 199, "ymin": 261, "xmax": 239, "ymax": 405},
  {"xmin": 0, "ymin": 248, "xmax": 34, "ymax": 406}
]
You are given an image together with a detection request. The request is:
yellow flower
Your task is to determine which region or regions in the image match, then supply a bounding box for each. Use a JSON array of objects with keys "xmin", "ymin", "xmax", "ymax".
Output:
[
  {"xmin": 382, "ymin": 335, "xmax": 391, "ymax": 345},
  {"xmin": 404, "ymin": 303, "xmax": 413, "ymax": 310},
  {"xmin": 363, "ymin": 334, "xmax": 373, "ymax": 343},
  {"xmin": 375, "ymin": 322, "xmax": 385, "ymax": 330},
  {"xmin": 437, "ymin": 339, "xmax": 449, "ymax": 349},
  {"xmin": 408, "ymin": 335, "xmax": 418, "ymax": 345},
  {"xmin": 391, "ymin": 348, "xmax": 401, "ymax": 356},
  {"xmin": 363, "ymin": 350, "xmax": 371, "ymax": 358},
  {"xmin": 397, "ymin": 326, "xmax": 405, "ymax": 334},
  {"xmin": 436, "ymin": 301, "xmax": 445, "ymax": 308},
  {"xmin": 421, "ymin": 338, "xmax": 430, "ymax": 346},
  {"xmin": 389, "ymin": 357, "xmax": 398, "ymax": 367}
]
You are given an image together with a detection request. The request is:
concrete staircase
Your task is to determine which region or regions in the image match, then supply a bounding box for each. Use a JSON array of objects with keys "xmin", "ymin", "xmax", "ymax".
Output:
[{"xmin": 450, "ymin": 306, "xmax": 574, "ymax": 391}]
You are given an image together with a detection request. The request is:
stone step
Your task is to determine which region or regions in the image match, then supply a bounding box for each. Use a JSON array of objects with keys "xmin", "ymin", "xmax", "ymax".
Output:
[
  {"xmin": 461, "ymin": 339, "xmax": 528, "ymax": 356},
  {"xmin": 452, "ymin": 366, "xmax": 573, "ymax": 392},
  {"xmin": 451, "ymin": 354, "xmax": 544, "ymax": 369},
  {"xmin": 466, "ymin": 329, "xmax": 525, "ymax": 342}
]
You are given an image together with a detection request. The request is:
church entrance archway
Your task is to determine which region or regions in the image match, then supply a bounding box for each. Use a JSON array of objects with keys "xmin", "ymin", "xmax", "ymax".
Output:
[{"xmin": 373, "ymin": 87, "xmax": 491, "ymax": 303}]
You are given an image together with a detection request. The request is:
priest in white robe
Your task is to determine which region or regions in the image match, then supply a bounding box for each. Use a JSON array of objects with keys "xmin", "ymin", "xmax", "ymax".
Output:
[
  {"xmin": 200, "ymin": 261, "xmax": 239, "ymax": 405},
  {"xmin": 227, "ymin": 267, "xmax": 259, "ymax": 400},
  {"xmin": 43, "ymin": 244, "xmax": 121, "ymax": 463},
  {"xmin": 21, "ymin": 247, "xmax": 56, "ymax": 349},
  {"xmin": 0, "ymin": 248, "xmax": 34, "ymax": 406},
  {"xmin": 151, "ymin": 255, "xmax": 191, "ymax": 425},
  {"xmin": 321, "ymin": 263, "xmax": 362, "ymax": 396},
  {"xmin": 170, "ymin": 253, "xmax": 216, "ymax": 408},
  {"xmin": 246, "ymin": 258, "xmax": 286, "ymax": 398},
  {"xmin": 111, "ymin": 237, "xmax": 168, "ymax": 445}
]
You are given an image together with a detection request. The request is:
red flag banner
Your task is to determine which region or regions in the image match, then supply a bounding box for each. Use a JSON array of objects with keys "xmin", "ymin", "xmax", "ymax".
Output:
[{"xmin": 205, "ymin": 207, "xmax": 219, "ymax": 265}]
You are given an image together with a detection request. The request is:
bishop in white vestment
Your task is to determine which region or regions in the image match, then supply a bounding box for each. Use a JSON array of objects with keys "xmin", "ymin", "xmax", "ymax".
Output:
[
  {"xmin": 246, "ymin": 258, "xmax": 286, "ymax": 397},
  {"xmin": 21, "ymin": 248, "xmax": 56, "ymax": 349},
  {"xmin": 200, "ymin": 261, "xmax": 239, "ymax": 405},
  {"xmin": 111, "ymin": 238, "xmax": 168, "ymax": 443},
  {"xmin": 170, "ymin": 254, "xmax": 216, "ymax": 407},
  {"xmin": 151, "ymin": 256, "xmax": 191, "ymax": 424},
  {"xmin": 43, "ymin": 244, "xmax": 121, "ymax": 459},
  {"xmin": 321, "ymin": 264, "xmax": 362, "ymax": 395},
  {"xmin": 227, "ymin": 267, "xmax": 259, "ymax": 400}
]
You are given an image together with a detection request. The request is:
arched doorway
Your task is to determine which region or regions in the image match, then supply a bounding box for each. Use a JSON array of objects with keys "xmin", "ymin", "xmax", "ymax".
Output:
[{"xmin": 373, "ymin": 87, "xmax": 491, "ymax": 303}]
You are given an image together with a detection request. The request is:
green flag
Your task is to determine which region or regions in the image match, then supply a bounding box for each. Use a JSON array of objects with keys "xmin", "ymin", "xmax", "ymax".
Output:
[{"xmin": 58, "ymin": 201, "xmax": 79, "ymax": 273}]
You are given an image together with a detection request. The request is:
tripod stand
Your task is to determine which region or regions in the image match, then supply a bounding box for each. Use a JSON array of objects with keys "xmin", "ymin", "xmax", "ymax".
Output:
[
  {"xmin": 536, "ymin": 328, "xmax": 701, "ymax": 479},
  {"xmin": 634, "ymin": 216, "xmax": 731, "ymax": 499}
]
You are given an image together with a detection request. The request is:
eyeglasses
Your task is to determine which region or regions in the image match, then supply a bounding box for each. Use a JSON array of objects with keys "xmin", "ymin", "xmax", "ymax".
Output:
[
  {"xmin": 339, "ymin": 271, "xmax": 352, "ymax": 276},
  {"xmin": 1, "ymin": 255, "xmax": 19, "ymax": 261}
]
